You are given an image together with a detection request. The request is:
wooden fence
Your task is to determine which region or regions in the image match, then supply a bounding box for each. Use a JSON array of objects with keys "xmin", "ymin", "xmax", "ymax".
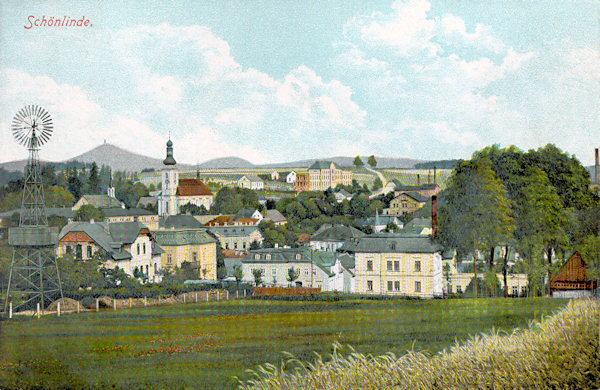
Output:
[{"xmin": 252, "ymin": 287, "xmax": 321, "ymax": 296}]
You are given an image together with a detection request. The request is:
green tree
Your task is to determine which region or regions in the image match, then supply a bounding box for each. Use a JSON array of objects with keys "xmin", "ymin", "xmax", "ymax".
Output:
[
  {"xmin": 372, "ymin": 177, "xmax": 383, "ymax": 191},
  {"xmin": 75, "ymin": 205, "xmax": 104, "ymax": 222},
  {"xmin": 252, "ymin": 268, "xmax": 264, "ymax": 286},
  {"xmin": 438, "ymin": 158, "xmax": 513, "ymax": 297},
  {"xmin": 88, "ymin": 163, "xmax": 100, "ymax": 194},
  {"xmin": 179, "ymin": 203, "xmax": 208, "ymax": 215},
  {"xmin": 67, "ymin": 175, "xmax": 83, "ymax": 200},
  {"xmin": 287, "ymin": 267, "xmax": 300, "ymax": 287},
  {"xmin": 353, "ymin": 156, "xmax": 364, "ymax": 168},
  {"xmin": 368, "ymin": 155, "xmax": 377, "ymax": 168},
  {"xmin": 233, "ymin": 266, "xmax": 243, "ymax": 285}
]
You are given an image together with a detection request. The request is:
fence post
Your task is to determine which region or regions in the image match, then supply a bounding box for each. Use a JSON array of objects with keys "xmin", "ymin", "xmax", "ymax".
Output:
[
  {"xmin": 244, "ymin": 289, "xmax": 247, "ymax": 298},
  {"xmin": 144, "ymin": 296, "xmax": 147, "ymax": 307},
  {"xmin": 236, "ymin": 290, "xmax": 239, "ymax": 299},
  {"xmin": 206, "ymin": 292, "xmax": 209, "ymax": 302},
  {"xmin": 129, "ymin": 297, "xmax": 132, "ymax": 308},
  {"xmin": 183, "ymin": 294, "xmax": 186, "ymax": 304},
  {"xmin": 226, "ymin": 290, "xmax": 229, "ymax": 300},
  {"xmin": 36, "ymin": 302, "xmax": 40, "ymax": 319},
  {"xmin": 195, "ymin": 292, "xmax": 198, "ymax": 303},
  {"xmin": 9, "ymin": 302, "xmax": 12, "ymax": 319},
  {"xmin": 158, "ymin": 295, "xmax": 161, "ymax": 305},
  {"xmin": 57, "ymin": 302, "xmax": 61, "ymax": 317},
  {"xmin": 113, "ymin": 299, "xmax": 116, "ymax": 310},
  {"xmin": 77, "ymin": 301, "xmax": 80, "ymax": 313},
  {"xmin": 96, "ymin": 298, "xmax": 99, "ymax": 312}
]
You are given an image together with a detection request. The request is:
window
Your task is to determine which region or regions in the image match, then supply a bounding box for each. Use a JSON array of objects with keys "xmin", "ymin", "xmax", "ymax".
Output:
[
  {"xmin": 367, "ymin": 280, "xmax": 373, "ymax": 291},
  {"xmin": 86, "ymin": 246, "xmax": 92, "ymax": 259},
  {"xmin": 394, "ymin": 261, "xmax": 399, "ymax": 271},
  {"xmin": 447, "ymin": 285, "xmax": 452, "ymax": 294},
  {"xmin": 66, "ymin": 245, "xmax": 72, "ymax": 255},
  {"xmin": 457, "ymin": 285, "xmax": 462, "ymax": 294},
  {"xmin": 243, "ymin": 242, "xmax": 246, "ymax": 249},
  {"xmin": 154, "ymin": 263, "xmax": 157, "ymax": 273},
  {"xmin": 387, "ymin": 281, "xmax": 393, "ymax": 291},
  {"xmin": 193, "ymin": 252, "xmax": 197, "ymax": 262},
  {"xmin": 296, "ymin": 254, "xmax": 302, "ymax": 260},
  {"xmin": 367, "ymin": 260, "xmax": 373, "ymax": 271},
  {"xmin": 145, "ymin": 265, "xmax": 149, "ymax": 274},
  {"xmin": 266, "ymin": 254, "xmax": 271, "ymax": 260},
  {"xmin": 394, "ymin": 281, "xmax": 400, "ymax": 291},
  {"xmin": 167, "ymin": 254, "xmax": 172, "ymax": 266},
  {"xmin": 234, "ymin": 242, "xmax": 238, "ymax": 249},
  {"xmin": 415, "ymin": 261, "xmax": 421, "ymax": 272},
  {"xmin": 254, "ymin": 254, "xmax": 260, "ymax": 260},
  {"xmin": 272, "ymin": 269, "xmax": 276, "ymax": 275},
  {"xmin": 415, "ymin": 281, "xmax": 421, "ymax": 293},
  {"xmin": 387, "ymin": 261, "xmax": 393, "ymax": 271},
  {"xmin": 143, "ymin": 243, "xmax": 146, "ymax": 254},
  {"xmin": 75, "ymin": 244, "xmax": 82, "ymax": 260},
  {"xmin": 137, "ymin": 244, "xmax": 140, "ymax": 255}
]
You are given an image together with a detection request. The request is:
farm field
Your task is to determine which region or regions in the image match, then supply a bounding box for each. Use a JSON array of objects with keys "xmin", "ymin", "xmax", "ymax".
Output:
[{"xmin": 0, "ymin": 297, "xmax": 565, "ymax": 389}]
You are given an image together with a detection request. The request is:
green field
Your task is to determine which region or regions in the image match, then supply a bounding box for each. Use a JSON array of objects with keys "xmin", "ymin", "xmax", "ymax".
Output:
[{"xmin": 0, "ymin": 298, "xmax": 565, "ymax": 389}]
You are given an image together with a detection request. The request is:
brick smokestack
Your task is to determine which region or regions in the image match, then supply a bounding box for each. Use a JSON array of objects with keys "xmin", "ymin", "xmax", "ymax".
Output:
[
  {"xmin": 431, "ymin": 195, "xmax": 438, "ymax": 238},
  {"xmin": 594, "ymin": 148, "xmax": 600, "ymax": 184}
]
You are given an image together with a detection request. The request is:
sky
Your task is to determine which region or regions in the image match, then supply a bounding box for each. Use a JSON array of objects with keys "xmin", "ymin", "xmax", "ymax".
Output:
[{"xmin": 0, "ymin": 0, "xmax": 598, "ymax": 165}]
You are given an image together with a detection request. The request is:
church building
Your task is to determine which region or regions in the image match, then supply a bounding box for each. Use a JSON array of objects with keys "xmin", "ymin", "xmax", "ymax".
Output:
[{"xmin": 158, "ymin": 138, "xmax": 214, "ymax": 216}]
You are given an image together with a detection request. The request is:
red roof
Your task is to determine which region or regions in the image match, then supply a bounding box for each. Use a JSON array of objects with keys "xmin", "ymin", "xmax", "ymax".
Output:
[
  {"xmin": 176, "ymin": 179, "xmax": 213, "ymax": 196},
  {"xmin": 205, "ymin": 215, "xmax": 235, "ymax": 226},
  {"xmin": 59, "ymin": 231, "xmax": 94, "ymax": 243}
]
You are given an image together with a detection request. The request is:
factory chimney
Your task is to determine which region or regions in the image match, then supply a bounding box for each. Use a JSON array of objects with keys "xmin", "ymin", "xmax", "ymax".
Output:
[{"xmin": 431, "ymin": 195, "xmax": 438, "ymax": 239}]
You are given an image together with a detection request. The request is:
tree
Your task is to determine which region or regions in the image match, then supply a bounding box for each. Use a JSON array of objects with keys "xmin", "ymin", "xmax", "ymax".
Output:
[
  {"xmin": 75, "ymin": 205, "xmax": 104, "ymax": 222},
  {"xmin": 67, "ymin": 175, "xmax": 83, "ymax": 200},
  {"xmin": 353, "ymin": 156, "xmax": 364, "ymax": 168},
  {"xmin": 252, "ymin": 269, "xmax": 264, "ymax": 286},
  {"xmin": 443, "ymin": 262, "xmax": 452, "ymax": 296},
  {"xmin": 233, "ymin": 266, "xmax": 243, "ymax": 285},
  {"xmin": 372, "ymin": 177, "xmax": 383, "ymax": 191},
  {"xmin": 513, "ymin": 167, "xmax": 569, "ymax": 296},
  {"xmin": 368, "ymin": 155, "xmax": 377, "ymax": 168},
  {"xmin": 438, "ymin": 158, "xmax": 513, "ymax": 297},
  {"xmin": 250, "ymin": 240, "xmax": 261, "ymax": 250},
  {"xmin": 179, "ymin": 203, "xmax": 208, "ymax": 215},
  {"xmin": 287, "ymin": 267, "xmax": 300, "ymax": 287},
  {"xmin": 88, "ymin": 163, "xmax": 100, "ymax": 194}
]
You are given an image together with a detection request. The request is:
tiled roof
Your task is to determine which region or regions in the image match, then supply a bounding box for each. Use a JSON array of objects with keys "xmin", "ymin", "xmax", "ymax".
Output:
[
  {"xmin": 103, "ymin": 207, "xmax": 153, "ymax": 218},
  {"xmin": 153, "ymin": 229, "xmax": 216, "ymax": 246},
  {"xmin": 79, "ymin": 195, "xmax": 123, "ymax": 209},
  {"xmin": 176, "ymin": 178, "xmax": 213, "ymax": 196},
  {"xmin": 264, "ymin": 209, "xmax": 287, "ymax": 223},
  {"xmin": 310, "ymin": 224, "xmax": 366, "ymax": 242},
  {"xmin": 205, "ymin": 215, "xmax": 235, "ymax": 226},
  {"xmin": 339, "ymin": 234, "xmax": 444, "ymax": 254},
  {"xmin": 159, "ymin": 215, "xmax": 204, "ymax": 229},
  {"xmin": 209, "ymin": 226, "xmax": 260, "ymax": 237},
  {"xmin": 309, "ymin": 160, "xmax": 335, "ymax": 170},
  {"xmin": 234, "ymin": 208, "xmax": 259, "ymax": 220}
]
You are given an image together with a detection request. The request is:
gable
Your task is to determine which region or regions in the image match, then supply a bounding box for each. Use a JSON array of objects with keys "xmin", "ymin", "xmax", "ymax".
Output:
[{"xmin": 59, "ymin": 231, "xmax": 95, "ymax": 243}]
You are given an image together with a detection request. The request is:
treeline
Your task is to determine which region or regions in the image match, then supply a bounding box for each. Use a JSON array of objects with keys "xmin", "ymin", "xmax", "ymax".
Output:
[
  {"xmin": 438, "ymin": 144, "xmax": 599, "ymax": 296},
  {"xmin": 414, "ymin": 160, "xmax": 458, "ymax": 169}
]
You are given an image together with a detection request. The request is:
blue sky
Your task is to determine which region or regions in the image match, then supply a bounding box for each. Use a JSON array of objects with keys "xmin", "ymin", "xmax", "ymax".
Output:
[{"xmin": 0, "ymin": 0, "xmax": 598, "ymax": 165}]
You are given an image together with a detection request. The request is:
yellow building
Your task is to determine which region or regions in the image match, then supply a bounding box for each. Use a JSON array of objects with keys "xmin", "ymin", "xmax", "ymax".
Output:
[
  {"xmin": 351, "ymin": 234, "xmax": 446, "ymax": 298},
  {"xmin": 306, "ymin": 161, "xmax": 352, "ymax": 191},
  {"xmin": 152, "ymin": 229, "xmax": 218, "ymax": 279},
  {"xmin": 209, "ymin": 225, "xmax": 263, "ymax": 251},
  {"xmin": 383, "ymin": 192, "xmax": 429, "ymax": 217}
]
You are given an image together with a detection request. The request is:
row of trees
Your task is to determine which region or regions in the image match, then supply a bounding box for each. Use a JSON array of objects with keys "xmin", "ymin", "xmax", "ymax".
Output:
[
  {"xmin": 438, "ymin": 144, "xmax": 599, "ymax": 297},
  {"xmin": 353, "ymin": 155, "xmax": 377, "ymax": 168}
]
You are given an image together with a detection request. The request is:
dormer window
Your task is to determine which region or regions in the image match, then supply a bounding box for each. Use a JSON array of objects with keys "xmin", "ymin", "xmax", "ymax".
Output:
[
  {"xmin": 295, "ymin": 254, "xmax": 302, "ymax": 260},
  {"xmin": 266, "ymin": 254, "xmax": 271, "ymax": 260},
  {"xmin": 254, "ymin": 254, "xmax": 260, "ymax": 260}
]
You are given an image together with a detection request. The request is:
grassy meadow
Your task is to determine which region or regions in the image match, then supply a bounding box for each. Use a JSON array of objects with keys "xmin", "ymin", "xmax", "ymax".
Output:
[{"xmin": 0, "ymin": 297, "xmax": 566, "ymax": 389}]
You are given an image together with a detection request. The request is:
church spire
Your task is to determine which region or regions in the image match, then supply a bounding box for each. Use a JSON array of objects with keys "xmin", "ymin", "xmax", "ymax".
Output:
[{"xmin": 163, "ymin": 136, "xmax": 176, "ymax": 166}]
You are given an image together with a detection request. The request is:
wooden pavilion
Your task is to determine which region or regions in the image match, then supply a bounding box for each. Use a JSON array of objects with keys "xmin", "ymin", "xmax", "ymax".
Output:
[{"xmin": 550, "ymin": 251, "xmax": 597, "ymax": 298}]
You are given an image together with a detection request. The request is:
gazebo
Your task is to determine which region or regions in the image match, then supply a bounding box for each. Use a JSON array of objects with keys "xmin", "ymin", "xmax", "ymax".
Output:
[{"xmin": 550, "ymin": 251, "xmax": 597, "ymax": 298}]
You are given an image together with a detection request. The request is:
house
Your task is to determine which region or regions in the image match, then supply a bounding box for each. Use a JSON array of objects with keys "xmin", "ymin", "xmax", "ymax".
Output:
[
  {"xmin": 352, "ymin": 234, "xmax": 446, "ymax": 298},
  {"xmin": 550, "ymin": 251, "xmax": 597, "ymax": 298},
  {"xmin": 394, "ymin": 184, "xmax": 441, "ymax": 198},
  {"xmin": 327, "ymin": 253, "xmax": 355, "ymax": 293},
  {"xmin": 72, "ymin": 194, "xmax": 124, "ymax": 211},
  {"xmin": 263, "ymin": 209, "xmax": 287, "ymax": 226},
  {"xmin": 152, "ymin": 229, "xmax": 217, "ymax": 279},
  {"xmin": 359, "ymin": 211, "xmax": 403, "ymax": 233},
  {"xmin": 56, "ymin": 221, "xmax": 163, "ymax": 282},
  {"xmin": 402, "ymin": 217, "xmax": 432, "ymax": 235},
  {"xmin": 309, "ymin": 224, "xmax": 366, "ymax": 252},
  {"xmin": 241, "ymin": 247, "xmax": 331, "ymax": 290},
  {"xmin": 334, "ymin": 189, "xmax": 353, "ymax": 203},
  {"xmin": 383, "ymin": 192, "xmax": 429, "ymax": 217},
  {"xmin": 209, "ymin": 225, "xmax": 263, "ymax": 251},
  {"xmin": 176, "ymin": 178, "xmax": 214, "ymax": 211},
  {"xmin": 205, "ymin": 215, "xmax": 235, "ymax": 227},
  {"xmin": 238, "ymin": 175, "xmax": 264, "ymax": 190},
  {"xmin": 279, "ymin": 171, "xmax": 297, "ymax": 183},
  {"xmin": 305, "ymin": 161, "xmax": 353, "ymax": 191},
  {"xmin": 293, "ymin": 173, "xmax": 310, "ymax": 191},
  {"xmin": 234, "ymin": 208, "xmax": 263, "ymax": 223}
]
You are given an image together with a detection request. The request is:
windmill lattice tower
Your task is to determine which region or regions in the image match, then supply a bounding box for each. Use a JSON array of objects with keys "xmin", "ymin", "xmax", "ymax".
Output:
[{"xmin": 3, "ymin": 105, "xmax": 63, "ymax": 316}]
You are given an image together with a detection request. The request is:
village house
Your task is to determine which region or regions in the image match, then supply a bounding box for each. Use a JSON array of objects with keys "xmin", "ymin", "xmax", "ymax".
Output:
[
  {"xmin": 72, "ymin": 194, "xmax": 124, "ymax": 211},
  {"xmin": 234, "ymin": 208, "xmax": 263, "ymax": 224},
  {"xmin": 309, "ymin": 224, "xmax": 366, "ymax": 252},
  {"xmin": 237, "ymin": 175, "xmax": 264, "ymax": 190},
  {"xmin": 550, "ymin": 251, "xmax": 597, "ymax": 298},
  {"xmin": 262, "ymin": 209, "xmax": 287, "ymax": 226},
  {"xmin": 348, "ymin": 234, "xmax": 448, "ymax": 298},
  {"xmin": 383, "ymin": 192, "xmax": 429, "ymax": 216},
  {"xmin": 359, "ymin": 211, "xmax": 403, "ymax": 233},
  {"xmin": 293, "ymin": 173, "xmax": 310, "ymax": 192},
  {"xmin": 279, "ymin": 171, "xmax": 297, "ymax": 183},
  {"xmin": 56, "ymin": 221, "xmax": 163, "ymax": 282},
  {"xmin": 208, "ymin": 225, "xmax": 263, "ymax": 251},
  {"xmin": 241, "ymin": 247, "xmax": 354, "ymax": 291},
  {"xmin": 152, "ymin": 229, "xmax": 217, "ymax": 279},
  {"xmin": 334, "ymin": 189, "xmax": 353, "ymax": 203}
]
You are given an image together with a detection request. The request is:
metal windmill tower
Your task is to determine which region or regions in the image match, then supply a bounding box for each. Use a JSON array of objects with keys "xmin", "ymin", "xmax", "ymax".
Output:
[{"xmin": 2, "ymin": 105, "xmax": 63, "ymax": 316}]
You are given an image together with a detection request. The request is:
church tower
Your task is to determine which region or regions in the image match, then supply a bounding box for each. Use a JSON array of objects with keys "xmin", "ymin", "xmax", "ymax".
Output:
[{"xmin": 158, "ymin": 138, "xmax": 179, "ymax": 216}]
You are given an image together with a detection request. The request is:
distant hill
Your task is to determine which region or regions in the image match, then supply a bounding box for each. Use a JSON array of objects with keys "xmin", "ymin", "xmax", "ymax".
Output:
[
  {"xmin": 0, "ymin": 143, "xmax": 256, "ymax": 173},
  {"xmin": 259, "ymin": 156, "xmax": 426, "ymax": 169}
]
